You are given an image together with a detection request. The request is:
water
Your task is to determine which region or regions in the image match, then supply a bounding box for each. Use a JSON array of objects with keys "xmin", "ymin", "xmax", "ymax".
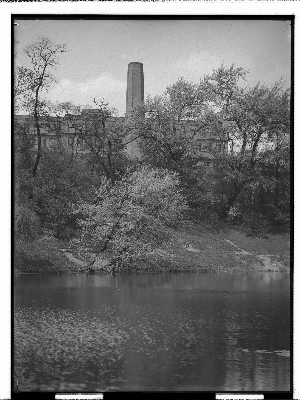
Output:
[{"xmin": 14, "ymin": 272, "xmax": 290, "ymax": 392}]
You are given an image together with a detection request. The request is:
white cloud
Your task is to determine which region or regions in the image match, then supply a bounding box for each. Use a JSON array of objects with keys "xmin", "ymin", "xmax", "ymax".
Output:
[{"xmin": 47, "ymin": 73, "xmax": 127, "ymax": 115}]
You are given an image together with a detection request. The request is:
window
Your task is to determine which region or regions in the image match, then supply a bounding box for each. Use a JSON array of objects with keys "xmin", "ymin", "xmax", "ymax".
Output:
[
  {"xmin": 216, "ymin": 143, "xmax": 222, "ymax": 152},
  {"xmin": 77, "ymin": 138, "xmax": 84, "ymax": 148},
  {"xmin": 42, "ymin": 138, "xmax": 46, "ymax": 148},
  {"xmin": 56, "ymin": 121, "xmax": 62, "ymax": 133},
  {"xmin": 49, "ymin": 138, "xmax": 57, "ymax": 148},
  {"xmin": 68, "ymin": 137, "xmax": 74, "ymax": 146},
  {"xmin": 199, "ymin": 143, "xmax": 202, "ymax": 152}
]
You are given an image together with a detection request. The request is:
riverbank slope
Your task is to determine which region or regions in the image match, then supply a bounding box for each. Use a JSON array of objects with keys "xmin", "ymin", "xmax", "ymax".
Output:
[{"xmin": 14, "ymin": 223, "xmax": 290, "ymax": 274}]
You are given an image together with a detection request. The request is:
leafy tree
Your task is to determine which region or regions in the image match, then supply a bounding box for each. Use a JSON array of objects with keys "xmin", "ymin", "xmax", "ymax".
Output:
[
  {"xmin": 130, "ymin": 78, "xmax": 215, "ymax": 171},
  {"xmin": 48, "ymin": 99, "xmax": 134, "ymax": 183},
  {"xmin": 126, "ymin": 78, "xmax": 228, "ymax": 218},
  {"xmin": 15, "ymin": 204, "xmax": 41, "ymax": 242},
  {"xmin": 203, "ymin": 66, "xmax": 290, "ymax": 221},
  {"xmin": 33, "ymin": 147, "xmax": 94, "ymax": 240},
  {"xmin": 15, "ymin": 36, "xmax": 67, "ymax": 181},
  {"xmin": 128, "ymin": 67, "xmax": 290, "ymax": 229},
  {"xmin": 72, "ymin": 166, "xmax": 187, "ymax": 271}
]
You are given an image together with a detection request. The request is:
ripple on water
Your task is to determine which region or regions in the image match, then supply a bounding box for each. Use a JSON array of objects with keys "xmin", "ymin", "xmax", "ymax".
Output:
[{"xmin": 14, "ymin": 272, "xmax": 290, "ymax": 391}]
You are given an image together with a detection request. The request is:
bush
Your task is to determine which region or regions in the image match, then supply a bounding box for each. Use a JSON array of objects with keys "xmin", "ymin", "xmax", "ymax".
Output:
[
  {"xmin": 227, "ymin": 205, "xmax": 243, "ymax": 223},
  {"xmin": 73, "ymin": 166, "xmax": 188, "ymax": 269},
  {"xmin": 241, "ymin": 211, "xmax": 269, "ymax": 238},
  {"xmin": 15, "ymin": 205, "xmax": 41, "ymax": 241}
]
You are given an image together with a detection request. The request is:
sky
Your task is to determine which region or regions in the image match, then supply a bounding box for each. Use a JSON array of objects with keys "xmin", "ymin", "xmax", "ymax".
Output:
[{"xmin": 14, "ymin": 18, "xmax": 291, "ymax": 116}]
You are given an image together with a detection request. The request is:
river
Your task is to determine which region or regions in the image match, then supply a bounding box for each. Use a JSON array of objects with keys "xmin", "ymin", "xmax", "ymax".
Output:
[{"xmin": 14, "ymin": 271, "xmax": 290, "ymax": 392}]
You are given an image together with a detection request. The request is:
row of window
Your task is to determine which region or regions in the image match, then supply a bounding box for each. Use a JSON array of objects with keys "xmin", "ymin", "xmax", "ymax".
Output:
[
  {"xmin": 35, "ymin": 138, "xmax": 56, "ymax": 148},
  {"xmin": 68, "ymin": 137, "xmax": 84, "ymax": 147},
  {"xmin": 35, "ymin": 136, "xmax": 122, "ymax": 149},
  {"xmin": 198, "ymin": 161, "xmax": 218, "ymax": 168},
  {"xmin": 68, "ymin": 137, "xmax": 123, "ymax": 147},
  {"xmin": 37, "ymin": 137, "xmax": 86, "ymax": 148},
  {"xmin": 194, "ymin": 161, "xmax": 218, "ymax": 169},
  {"xmin": 198, "ymin": 143, "xmax": 223, "ymax": 152},
  {"xmin": 37, "ymin": 137, "xmax": 222, "ymax": 153}
]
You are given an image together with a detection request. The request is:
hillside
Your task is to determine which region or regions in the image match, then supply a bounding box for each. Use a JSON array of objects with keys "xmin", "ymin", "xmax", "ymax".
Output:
[{"xmin": 14, "ymin": 224, "xmax": 290, "ymax": 275}]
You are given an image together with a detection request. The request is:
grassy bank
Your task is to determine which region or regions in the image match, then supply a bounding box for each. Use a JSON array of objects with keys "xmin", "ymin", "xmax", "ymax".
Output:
[
  {"xmin": 149, "ymin": 223, "xmax": 290, "ymax": 273},
  {"xmin": 14, "ymin": 222, "xmax": 290, "ymax": 275},
  {"xmin": 14, "ymin": 236, "xmax": 82, "ymax": 274}
]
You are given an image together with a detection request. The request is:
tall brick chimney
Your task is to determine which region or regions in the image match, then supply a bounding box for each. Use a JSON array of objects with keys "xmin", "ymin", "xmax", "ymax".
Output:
[{"xmin": 126, "ymin": 62, "xmax": 144, "ymax": 115}]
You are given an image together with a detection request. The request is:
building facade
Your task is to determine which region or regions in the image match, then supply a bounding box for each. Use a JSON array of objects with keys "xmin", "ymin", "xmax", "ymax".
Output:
[{"xmin": 15, "ymin": 62, "xmax": 228, "ymax": 167}]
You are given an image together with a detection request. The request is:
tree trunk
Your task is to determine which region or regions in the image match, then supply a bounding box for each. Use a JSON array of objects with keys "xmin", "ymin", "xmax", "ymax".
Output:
[
  {"xmin": 275, "ymin": 159, "xmax": 279, "ymax": 208},
  {"xmin": 220, "ymin": 186, "xmax": 243, "ymax": 220},
  {"xmin": 29, "ymin": 106, "xmax": 41, "ymax": 200},
  {"xmin": 260, "ymin": 187, "xmax": 264, "ymax": 212},
  {"xmin": 32, "ymin": 118, "xmax": 41, "ymax": 178}
]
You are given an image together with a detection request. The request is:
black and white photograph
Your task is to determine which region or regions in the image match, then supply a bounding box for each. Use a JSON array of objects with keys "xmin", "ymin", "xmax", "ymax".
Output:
[{"xmin": 13, "ymin": 16, "xmax": 292, "ymax": 394}]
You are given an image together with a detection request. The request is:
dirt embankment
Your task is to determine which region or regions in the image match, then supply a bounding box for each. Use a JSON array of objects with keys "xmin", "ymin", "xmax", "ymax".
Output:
[
  {"xmin": 153, "ymin": 225, "xmax": 290, "ymax": 273},
  {"xmin": 14, "ymin": 225, "xmax": 290, "ymax": 275}
]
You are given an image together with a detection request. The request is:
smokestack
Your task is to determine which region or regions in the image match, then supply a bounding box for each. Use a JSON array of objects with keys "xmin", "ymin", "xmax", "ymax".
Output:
[{"xmin": 126, "ymin": 62, "xmax": 144, "ymax": 115}]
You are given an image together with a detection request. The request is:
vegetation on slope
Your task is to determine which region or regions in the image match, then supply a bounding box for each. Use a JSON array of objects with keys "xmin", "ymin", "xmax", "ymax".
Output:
[
  {"xmin": 14, "ymin": 37, "xmax": 290, "ymax": 274},
  {"xmin": 14, "ymin": 224, "xmax": 290, "ymax": 274}
]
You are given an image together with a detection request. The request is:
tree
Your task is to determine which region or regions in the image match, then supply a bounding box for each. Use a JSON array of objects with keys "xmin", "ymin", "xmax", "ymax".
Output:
[
  {"xmin": 33, "ymin": 147, "xmax": 94, "ymax": 239},
  {"xmin": 48, "ymin": 99, "xmax": 135, "ymax": 183},
  {"xmin": 130, "ymin": 78, "xmax": 213, "ymax": 171},
  {"xmin": 203, "ymin": 66, "xmax": 290, "ymax": 221},
  {"xmin": 16, "ymin": 37, "xmax": 67, "ymax": 182},
  {"xmin": 72, "ymin": 166, "xmax": 187, "ymax": 271},
  {"xmin": 125, "ymin": 78, "xmax": 228, "ymax": 219},
  {"xmin": 129, "ymin": 68, "xmax": 290, "ymax": 228}
]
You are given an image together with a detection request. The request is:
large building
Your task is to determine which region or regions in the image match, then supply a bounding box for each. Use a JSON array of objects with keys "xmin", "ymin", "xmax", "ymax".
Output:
[{"xmin": 15, "ymin": 62, "xmax": 228, "ymax": 167}]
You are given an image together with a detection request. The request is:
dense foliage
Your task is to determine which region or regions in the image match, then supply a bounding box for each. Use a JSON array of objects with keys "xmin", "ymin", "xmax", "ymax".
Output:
[
  {"xmin": 72, "ymin": 167, "xmax": 187, "ymax": 269},
  {"xmin": 14, "ymin": 37, "xmax": 290, "ymax": 271}
]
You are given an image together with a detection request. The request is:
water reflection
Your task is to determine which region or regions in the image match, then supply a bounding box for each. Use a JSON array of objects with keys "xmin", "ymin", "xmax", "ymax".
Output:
[{"xmin": 14, "ymin": 272, "xmax": 290, "ymax": 391}]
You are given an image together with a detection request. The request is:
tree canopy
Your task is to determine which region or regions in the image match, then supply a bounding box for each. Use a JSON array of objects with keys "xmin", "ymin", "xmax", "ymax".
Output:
[{"xmin": 14, "ymin": 37, "xmax": 290, "ymax": 270}]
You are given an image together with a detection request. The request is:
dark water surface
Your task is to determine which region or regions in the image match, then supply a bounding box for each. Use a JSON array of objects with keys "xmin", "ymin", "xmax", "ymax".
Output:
[{"xmin": 14, "ymin": 272, "xmax": 290, "ymax": 392}]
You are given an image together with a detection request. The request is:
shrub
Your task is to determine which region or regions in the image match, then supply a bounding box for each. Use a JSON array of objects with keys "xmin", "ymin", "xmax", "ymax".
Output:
[
  {"xmin": 241, "ymin": 211, "xmax": 269, "ymax": 238},
  {"xmin": 15, "ymin": 205, "xmax": 41, "ymax": 241},
  {"xmin": 72, "ymin": 166, "xmax": 188, "ymax": 269}
]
